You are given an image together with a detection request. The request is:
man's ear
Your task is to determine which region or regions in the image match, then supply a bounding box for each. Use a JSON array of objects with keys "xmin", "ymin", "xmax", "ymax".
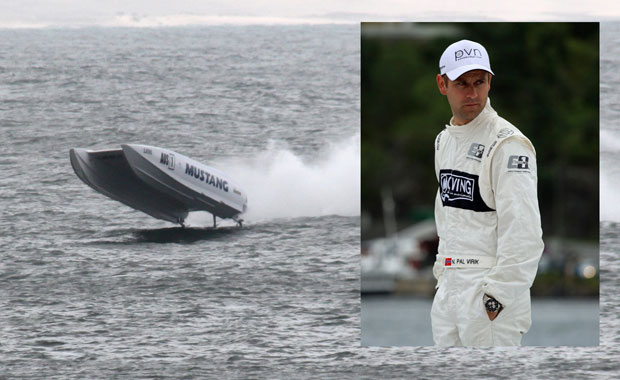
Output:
[{"xmin": 437, "ymin": 74, "xmax": 447, "ymax": 95}]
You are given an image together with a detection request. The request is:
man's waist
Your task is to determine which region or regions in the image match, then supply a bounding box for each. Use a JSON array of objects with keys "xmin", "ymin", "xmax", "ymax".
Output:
[{"xmin": 437, "ymin": 255, "xmax": 496, "ymax": 268}]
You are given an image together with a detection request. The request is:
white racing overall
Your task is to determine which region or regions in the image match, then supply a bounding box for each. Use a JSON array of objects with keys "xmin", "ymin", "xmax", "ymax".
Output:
[{"xmin": 431, "ymin": 98, "xmax": 544, "ymax": 346}]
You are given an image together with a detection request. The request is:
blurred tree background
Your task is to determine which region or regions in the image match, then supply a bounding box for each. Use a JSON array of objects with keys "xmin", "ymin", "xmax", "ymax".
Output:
[{"xmin": 361, "ymin": 22, "xmax": 599, "ymax": 242}]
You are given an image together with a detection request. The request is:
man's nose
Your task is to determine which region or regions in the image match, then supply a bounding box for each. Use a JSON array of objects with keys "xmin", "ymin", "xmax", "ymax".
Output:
[{"xmin": 466, "ymin": 85, "xmax": 477, "ymax": 98}]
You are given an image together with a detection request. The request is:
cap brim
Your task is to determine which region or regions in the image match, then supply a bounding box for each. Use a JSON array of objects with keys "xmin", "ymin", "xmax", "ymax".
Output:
[{"xmin": 445, "ymin": 64, "xmax": 494, "ymax": 81}]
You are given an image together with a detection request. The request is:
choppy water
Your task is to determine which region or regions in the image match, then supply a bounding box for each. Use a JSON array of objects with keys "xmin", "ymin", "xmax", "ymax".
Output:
[{"xmin": 0, "ymin": 23, "xmax": 618, "ymax": 379}]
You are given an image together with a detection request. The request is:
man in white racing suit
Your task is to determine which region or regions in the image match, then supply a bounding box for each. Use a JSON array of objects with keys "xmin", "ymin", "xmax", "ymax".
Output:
[{"xmin": 431, "ymin": 39, "xmax": 544, "ymax": 346}]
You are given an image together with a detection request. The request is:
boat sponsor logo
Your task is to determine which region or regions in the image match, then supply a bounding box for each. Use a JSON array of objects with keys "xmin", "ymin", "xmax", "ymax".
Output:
[
  {"xmin": 445, "ymin": 257, "xmax": 452, "ymax": 266},
  {"xmin": 185, "ymin": 164, "xmax": 229, "ymax": 192},
  {"xmin": 160, "ymin": 152, "xmax": 175, "ymax": 170},
  {"xmin": 467, "ymin": 143, "xmax": 485, "ymax": 159},
  {"xmin": 507, "ymin": 155, "xmax": 529, "ymax": 170}
]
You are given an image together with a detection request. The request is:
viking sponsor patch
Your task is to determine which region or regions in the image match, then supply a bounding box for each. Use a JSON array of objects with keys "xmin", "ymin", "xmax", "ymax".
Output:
[
  {"xmin": 440, "ymin": 171, "xmax": 474, "ymax": 202},
  {"xmin": 439, "ymin": 169, "xmax": 494, "ymax": 212}
]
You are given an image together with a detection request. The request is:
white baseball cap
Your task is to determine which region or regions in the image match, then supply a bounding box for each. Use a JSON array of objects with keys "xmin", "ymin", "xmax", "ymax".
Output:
[{"xmin": 439, "ymin": 39, "xmax": 494, "ymax": 81}]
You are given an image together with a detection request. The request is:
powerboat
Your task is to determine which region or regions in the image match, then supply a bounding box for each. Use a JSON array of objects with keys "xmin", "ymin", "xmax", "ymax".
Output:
[{"xmin": 70, "ymin": 144, "xmax": 247, "ymax": 227}]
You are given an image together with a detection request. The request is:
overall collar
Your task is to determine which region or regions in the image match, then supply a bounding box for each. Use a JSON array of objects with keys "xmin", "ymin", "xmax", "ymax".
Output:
[{"xmin": 445, "ymin": 98, "xmax": 496, "ymax": 137}]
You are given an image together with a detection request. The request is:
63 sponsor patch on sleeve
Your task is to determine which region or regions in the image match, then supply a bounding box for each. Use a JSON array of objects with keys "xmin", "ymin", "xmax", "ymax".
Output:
[{"xmin": 507, "ymin": 155, "xmax": 531, "ymax": 172}]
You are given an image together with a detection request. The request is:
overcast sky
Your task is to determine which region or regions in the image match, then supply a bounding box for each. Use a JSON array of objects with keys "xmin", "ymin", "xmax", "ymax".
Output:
[{"xmin": 1, "ymin": 1, "xmax": 619, "ymax": 27}]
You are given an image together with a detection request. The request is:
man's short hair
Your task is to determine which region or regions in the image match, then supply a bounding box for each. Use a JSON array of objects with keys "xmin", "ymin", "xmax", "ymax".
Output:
[{"xmin": 441, "ymin": 72, "xmax": 490, "ymax": 87}]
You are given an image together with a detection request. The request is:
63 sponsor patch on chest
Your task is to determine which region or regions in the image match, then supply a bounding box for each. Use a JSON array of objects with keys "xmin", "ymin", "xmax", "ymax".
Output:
[{"xmin": 467, "ymin": 143, "xmax": 485, "ymax": 160}]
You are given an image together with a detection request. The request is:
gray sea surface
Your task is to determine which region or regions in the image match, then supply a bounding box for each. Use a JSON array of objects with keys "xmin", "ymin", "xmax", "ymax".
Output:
[
  {"xmin": 361, "ymin": 296, "xmax": 599, "ymax": 346},
  {"xmin": 0, "ymin": 23, "xmax": 618, "ymax": 379}
]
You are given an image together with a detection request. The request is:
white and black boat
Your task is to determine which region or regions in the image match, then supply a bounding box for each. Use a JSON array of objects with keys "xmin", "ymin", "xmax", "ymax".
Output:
[{"xmin": 70, "ymin": 144, "xmax": 247, "ymax": 227}]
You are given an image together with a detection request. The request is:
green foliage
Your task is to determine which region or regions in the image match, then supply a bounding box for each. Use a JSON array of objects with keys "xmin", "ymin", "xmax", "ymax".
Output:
[
  {"xmin": 361, "ymin": 22, "xmax": 599, "ymax": 240},
  {"xmin": 531, "ymin": 272, "xmax": 599, "ymax": 297}
]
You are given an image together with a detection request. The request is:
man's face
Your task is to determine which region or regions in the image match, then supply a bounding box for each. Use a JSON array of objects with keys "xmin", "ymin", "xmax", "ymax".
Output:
[{"xmin": 436, "ymin": 70, "xmax": 492, "ymax": 126}]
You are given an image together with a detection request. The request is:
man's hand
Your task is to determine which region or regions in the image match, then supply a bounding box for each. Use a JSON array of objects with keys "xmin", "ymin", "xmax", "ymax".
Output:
[
  {"xmin": 483, "ymin": 294, "xmax": 503, "ymax": 321},
  {"xmin": 486, "ymin": 308, "xmax": 501, "ymax": 321}
]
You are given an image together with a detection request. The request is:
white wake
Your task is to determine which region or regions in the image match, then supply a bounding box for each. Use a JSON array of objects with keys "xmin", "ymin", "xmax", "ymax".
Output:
[{"xmin": 188, "ymin": 134, "xmax": 360, "ymax": 225}]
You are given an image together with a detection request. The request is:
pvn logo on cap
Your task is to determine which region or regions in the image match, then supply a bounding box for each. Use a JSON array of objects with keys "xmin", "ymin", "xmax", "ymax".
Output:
[{"xmin": 455, "ymin": 48, "xmax": 483, "ymax": 61}]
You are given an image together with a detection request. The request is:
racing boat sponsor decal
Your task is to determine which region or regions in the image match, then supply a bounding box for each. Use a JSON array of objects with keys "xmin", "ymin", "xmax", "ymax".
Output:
[
  {"xmin": 439, "ymin": 169, "xmax": 494, "ymax": 212},
  {"xmin": 185, "ymin": 164, "xmax": 229, "ymax": 192},
  {"xmin": 159, "ymin": 152, "xmax": 175, "ymax": 170}
]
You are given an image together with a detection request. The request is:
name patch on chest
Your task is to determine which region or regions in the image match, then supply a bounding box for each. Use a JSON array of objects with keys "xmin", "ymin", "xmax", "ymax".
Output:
[
  {"xmin": 438, "ymin": 255, "xmax": 497, "ymax": 268},
  {"xmin": 445, "ymin": 257, "xmax": 479, "ymax": 265},
  {"xmin": 439, "ymin": 169, "xmax": 494, "ymax": 212}
]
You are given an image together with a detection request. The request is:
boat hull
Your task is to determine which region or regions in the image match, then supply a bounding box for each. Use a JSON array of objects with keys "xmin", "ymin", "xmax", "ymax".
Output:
[{"xmin": 70, "ymin": 144, "xmax": 247, "ymax": 225}]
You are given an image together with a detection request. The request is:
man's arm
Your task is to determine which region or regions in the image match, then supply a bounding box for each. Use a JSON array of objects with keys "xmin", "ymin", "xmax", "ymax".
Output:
[
  {"xmin": 481, "ymin": 138, "xmax": 544, "ymax": 309},
  {"xmin": 432, "ymin": 131, "xmax": 446, "ymax": 288}
]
